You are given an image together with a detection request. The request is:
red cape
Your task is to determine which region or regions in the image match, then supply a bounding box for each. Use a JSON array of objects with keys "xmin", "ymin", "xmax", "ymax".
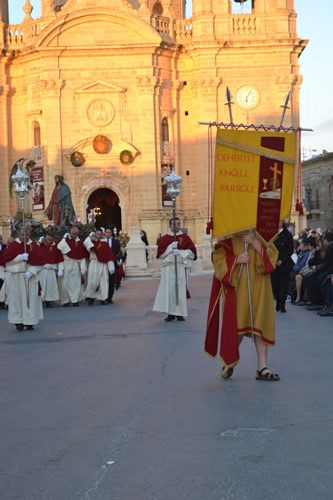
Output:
[
  {"xmin": 3, "ymin": 240, "xmax": 44, "ymax": 266},
  {"xmin": 91, "ymin": 241, "xmax": 117, "ymax": 263},
  {"xmin": 39, "ymin": 243, "xmax": 64, "ymax": 265},
  {"xmin": 156, "ymin": 233, "xmax": 197, "ymax": 259},
  {"xmin": 66, "ymin": 239, "xmax": 88, "ymax": 260},
  {"xmin": 204, "ymin": 238, "xmax": 276, "ymax": 366}
]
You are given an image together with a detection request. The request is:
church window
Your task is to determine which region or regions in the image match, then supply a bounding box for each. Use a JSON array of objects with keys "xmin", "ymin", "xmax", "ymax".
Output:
[
  {"xmin": 33, "ymin": 121, "xmax": 41, "ymax": 146},
  {"xmin": 161, "ymin": 118, "xmax": 169, "ymax": 142}
]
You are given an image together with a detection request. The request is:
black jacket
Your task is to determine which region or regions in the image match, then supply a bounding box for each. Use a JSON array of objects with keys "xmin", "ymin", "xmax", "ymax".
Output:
[{"xmin": 272, "ymin": 227, "xmax": 294, "ymax": 273}]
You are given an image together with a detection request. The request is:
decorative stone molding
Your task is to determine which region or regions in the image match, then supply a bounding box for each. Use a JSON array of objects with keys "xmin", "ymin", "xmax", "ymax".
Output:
[
  {"xmin": 160, "ymin": 107, "xmax": 176, "ymax": 118},
  {"xmin": 87, "ymin": 98, "xmax": 115, "ymax": 127},
  {"xmin": 81, "ymin": 171, "xmax": 130, "ymax": 197},
  {"xmin": 135, "ymin": 76, "xmax": 160, "ymax": 94},
  {"xmin": 75, "ymin": 80, "xmax": 126, "ymax": 95},
  {"xmin": 38, "ymin": 79, "xmax": 64, "ymax": 90}
]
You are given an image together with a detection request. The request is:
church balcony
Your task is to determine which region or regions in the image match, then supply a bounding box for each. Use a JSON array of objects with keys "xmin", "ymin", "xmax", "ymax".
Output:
[
  {"xmin": 232, "ymin": 15, "xmax": 256, "ymax": 35},
  {"xmin": 150, "ymin": 16, "xmax": 193, "ymax": 45},
  {"xmin": 2, "ymin": 17, "xmax": 193, "ymax": 51},
  {"xmin": 3, "ymin": 21, "xmax": 42, "ymax": 50}
]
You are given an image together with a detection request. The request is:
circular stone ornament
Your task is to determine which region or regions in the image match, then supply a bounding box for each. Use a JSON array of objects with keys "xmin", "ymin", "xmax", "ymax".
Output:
[
  {"xmin": 93, "ymin": 135, "xmax": 111, "ymax": 154},
  {"xmin": 119, "ymin": 150, "xmax": 134, "ymax": 165},
  {"xmin": 70, "ymin": 151, "xmax": 85, "ymax": 167}
]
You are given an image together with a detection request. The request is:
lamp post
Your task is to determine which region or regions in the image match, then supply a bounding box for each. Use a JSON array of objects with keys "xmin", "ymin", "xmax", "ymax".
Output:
[
  {"xmin": 11, "ymin": 159, "xmax": 30, "ymax": 250},
  {"xmin": 165, "ymin": 168, "xmax": 182, "ymax": 305},
  {"xmin": 11, "ymin": 159, "xmax": 30, "ymax": 306}
]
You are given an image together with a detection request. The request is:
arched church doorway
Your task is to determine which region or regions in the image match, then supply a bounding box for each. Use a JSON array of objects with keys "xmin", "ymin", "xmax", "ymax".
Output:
[{"xmin": 87, "ymin": 188, "xmax": 122, "ymax": 231}]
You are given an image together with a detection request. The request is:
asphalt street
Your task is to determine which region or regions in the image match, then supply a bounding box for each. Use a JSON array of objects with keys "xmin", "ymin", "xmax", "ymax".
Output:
[{"xmin": 0, "ymin": 272, "xmax": 332, "ymax": 500}]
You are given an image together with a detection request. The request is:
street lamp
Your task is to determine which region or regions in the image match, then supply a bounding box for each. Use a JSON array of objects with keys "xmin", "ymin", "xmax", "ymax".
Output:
[
  {"xmin": 165, "ymin": 168, "xmax": 182, "ymax": 304},
  {"xmin": 11, "ymin": 159, "xmax": 30, "ymax": 306},
  {"xmin": 11, "ymin": 158, "xmax": 30, "ymax": 251}
]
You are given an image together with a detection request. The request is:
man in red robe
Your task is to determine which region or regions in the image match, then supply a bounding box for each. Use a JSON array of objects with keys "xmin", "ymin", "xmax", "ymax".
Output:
[
  {"xmin": 57, "ymin": 226, "xmax": 88, "ymax": 306},
  {"xmin": 84, "ymin": 229, "xmax": 117, "ymax": 305},
  {"xmin": 205, "ymin": 232, "xmax": 280, "ymax": 381},
  {"xmin": 153, "ymin": 217, "xmax": 197, "ymax": 321},
  {"xmin": 38, "ymin": 232, "xmax": 64, "ymax": 307},
  {"xmin": 3, "ymin": 228, "xmax": 43, "ymax": 331}
]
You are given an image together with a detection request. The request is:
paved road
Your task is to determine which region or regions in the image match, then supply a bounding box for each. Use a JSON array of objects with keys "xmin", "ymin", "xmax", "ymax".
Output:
[{"xmin": 0, "ymin": 272, "xmax": 332, "ymax": 500}]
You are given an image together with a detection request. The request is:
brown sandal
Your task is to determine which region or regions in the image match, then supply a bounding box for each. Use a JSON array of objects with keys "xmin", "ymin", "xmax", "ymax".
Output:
[{"xmin": 256, "ymin": 367, "xmax": 280, "ymax": 381}]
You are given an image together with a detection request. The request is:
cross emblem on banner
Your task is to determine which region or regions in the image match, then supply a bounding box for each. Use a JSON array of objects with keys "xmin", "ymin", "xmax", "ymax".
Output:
[{"xmin": 270, "ymin": 162, "xmax": 282, "ymax": 191}]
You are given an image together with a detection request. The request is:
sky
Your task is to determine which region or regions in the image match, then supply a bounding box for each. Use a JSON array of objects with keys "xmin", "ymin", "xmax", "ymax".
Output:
[{"xmin": 8, "ymin": 1, "xmax": 332, "ymax": 158}]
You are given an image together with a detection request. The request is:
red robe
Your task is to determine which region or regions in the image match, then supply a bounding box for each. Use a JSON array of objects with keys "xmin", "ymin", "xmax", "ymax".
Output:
[
  {"xmin": 65, "ymin": 238, "xmax": 88, "ymax": 260},
  {"xmin": 3, "ymin": 240, "xmax": 44, "ymax": 266},
  {"xmin": 205, "ymin": 237, "xmax": 277, "ymax": 367},
  {"xmin": 39, "ymin": 243, "xmax": 64, "ymax": 265},
  {"xmin": 156, "ymin": 233, "xmax": 197, "ymax": 260},
  {"xmin": 91, "ymin": 241, "xmax": 117, "ymax": 263}
]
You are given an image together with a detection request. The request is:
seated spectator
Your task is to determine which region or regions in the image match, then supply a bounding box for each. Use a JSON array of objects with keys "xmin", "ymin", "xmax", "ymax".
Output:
[
  {"xmin": 293, "ymin": 237, "xmax": 320, "ymax": 303},
  {"xmin": 317, "ymin": 274, "xmax": 333, "ymax": 317},
  {"xmin": 289, "ymin": 237, "xmax": 311, "ymax": 304},
  {"xmin": 305, "ymin": 231, "xmax": 333, "ymax": 311}
]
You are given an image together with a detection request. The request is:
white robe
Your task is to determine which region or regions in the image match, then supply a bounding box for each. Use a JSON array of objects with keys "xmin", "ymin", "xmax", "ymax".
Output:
[
  {"xmin": 39, "ymin": 261, "xmax": 63, "ymax": 302},
  {"xmin": 0, "ymin": 267, "xmax": 6, "ymax": 303},
  {"xmin": 83, "ymin": 237, "xmax": 115, "ymax": 301},
  {"xmin": 57, "ymin": 238, "xmax": 87, "ymax": 304},
  {"xmin": 5, "ymin": 256, "xmax": 43, "ymax": 326},
  {"xmin": 153, "ymin": 243, "xmax": 195, "ymax": 317}
]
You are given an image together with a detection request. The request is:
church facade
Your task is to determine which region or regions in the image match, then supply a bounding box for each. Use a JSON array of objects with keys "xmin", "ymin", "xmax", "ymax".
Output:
[{"xmin": 0, "ymin": 0, "xmax": 307, "ymax": 243}]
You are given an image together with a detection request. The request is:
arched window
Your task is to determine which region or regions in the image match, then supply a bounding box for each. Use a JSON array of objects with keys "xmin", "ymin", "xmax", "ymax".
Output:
[
  {"xmin": 161, "ymin": 117, "xmax": 169, "ymax": 142},
  {"xmin": 33, "ymin": 121, "xmax": 41, "ymax": 146},
  {"xmin": 152, "ymin": 1, "xmax": 163, "ymax": 16}
]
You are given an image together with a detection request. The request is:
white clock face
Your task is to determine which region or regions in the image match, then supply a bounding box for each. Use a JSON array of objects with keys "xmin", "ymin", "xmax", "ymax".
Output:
[{"xmin": 235, "ymin": 85, "xmax": 260, "ymax": 109}]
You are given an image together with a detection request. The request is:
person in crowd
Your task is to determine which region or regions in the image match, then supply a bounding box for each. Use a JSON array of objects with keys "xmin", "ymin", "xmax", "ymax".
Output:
[
  {"xmin": 116, "ymin": 243, "xmax": 127, "ymax": 289},
  {"xmin": 57, "ymin": 226, "xmax": 88, "ymax": 307},
  {"xmin": 317, "ymin": 274, "xmax": 333, "ymax": 317},
  {"xmin": 2, "ymin": 228, "xmax": 43, "ymax": 331},
  {"xmin": 153, "ymin": 217, "xmax": 197, "ymax": 321},
  {"xmin": 289, "ymin": 237, "xmax": 311, "ymax": 304},
  {"xmin": 83, "ymin": 229, "xmax": 117, "ymax": 305},
  {"xmin": 140, "ymin": 229, "xmax": 149, "ymax": 262},
  {"xmin": 46, "ymin": 175, "xmax": 76, "ymax": 227},
  {"xmin": 298, "ymin": 227, "xmax": 310, "ymax": 240},
  {"xmin": 271, "ymin": 222, "xmax": 294, "ymax": 312},
  {"xmin": 305, "ymin": 231, "xmax": 333, "ymax": 311},
  {"xmin": 38, "ymin": 232, "xmax": 64, "ymax": 308},
  {"xmin": 104, "ymin": 228, "xmax": 122, "ymax": 303},
  {"xmin": 0, "ymin": 234, "xmax": 7, "ymax": 309},
  {"xmin": 205, "ymin": 231, "xmax": 280, "ymax": 381}
]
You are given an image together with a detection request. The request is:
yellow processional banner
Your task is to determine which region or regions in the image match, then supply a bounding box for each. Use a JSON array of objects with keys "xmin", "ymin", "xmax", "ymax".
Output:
[{"xmin": 212, "ymin": 128, "xmax": 297, "ymax": 243}]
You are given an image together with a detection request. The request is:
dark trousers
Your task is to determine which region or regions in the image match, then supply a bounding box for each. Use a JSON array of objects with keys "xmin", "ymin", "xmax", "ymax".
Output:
[
  {"xmin": 321, "ymin": 277, "xmax": 333, "ymax": 305},
  {"xmin": 108, "ymin": 271, "xmax": 116, "ymax": 301},
  {"xmin": 271, "ymin": 271, "xmax": 290, "ymax": 308},
  {"xmin": 304, "ymin": 271, "xmax": 328, "ymax": 305}
]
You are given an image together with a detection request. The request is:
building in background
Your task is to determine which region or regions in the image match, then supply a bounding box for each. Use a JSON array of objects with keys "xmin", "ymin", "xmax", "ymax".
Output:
[
  {"xmin": 0, "ymin": 0, "xmax": 307, "ymax": 242},
  {"xmin": 302, "ymin": 152, "xmax": 333, "ymax": 230}
]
